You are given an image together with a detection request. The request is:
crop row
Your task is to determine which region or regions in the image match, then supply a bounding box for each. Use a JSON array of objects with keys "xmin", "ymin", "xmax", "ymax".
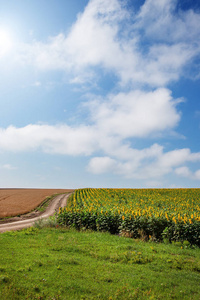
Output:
[{"xmin": 57, "ymin": 188, "xmax": 200, "ymax": 246}]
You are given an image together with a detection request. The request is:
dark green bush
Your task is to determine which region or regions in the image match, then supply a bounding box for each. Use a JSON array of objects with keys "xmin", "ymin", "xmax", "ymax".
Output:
[{"xmin": 57, "ymin": 210, "xmax": 200, "ymax": 246}]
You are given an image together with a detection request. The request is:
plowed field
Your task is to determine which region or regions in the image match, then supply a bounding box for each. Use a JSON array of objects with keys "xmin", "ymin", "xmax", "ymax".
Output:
[{"xmin": 0, "ymin": 189, "xmax": 73, "ymax": 217}]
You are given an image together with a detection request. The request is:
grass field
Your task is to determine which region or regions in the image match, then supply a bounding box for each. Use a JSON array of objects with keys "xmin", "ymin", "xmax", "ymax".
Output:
[
  {"xmin": 0, "ymin": 226, "xmax": 200, "ymax": 299},
  {"xmin": 0, "ymin": 189, "xmax": 73, "ymax": 218},
  {"xmin": 1, "ymin": 188, "xmax": 200, "ymax": 298}
]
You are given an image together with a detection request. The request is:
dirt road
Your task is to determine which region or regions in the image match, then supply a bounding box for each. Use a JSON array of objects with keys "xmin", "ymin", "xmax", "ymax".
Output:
[{"xmin": 0, "ymin": 193, "xmax": 70, "ymax": 233}]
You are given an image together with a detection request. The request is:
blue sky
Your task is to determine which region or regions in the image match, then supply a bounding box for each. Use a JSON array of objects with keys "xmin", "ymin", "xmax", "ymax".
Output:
[{"xmin": 0, "ymin": 0, "xmax": 200, "ymax": 188}]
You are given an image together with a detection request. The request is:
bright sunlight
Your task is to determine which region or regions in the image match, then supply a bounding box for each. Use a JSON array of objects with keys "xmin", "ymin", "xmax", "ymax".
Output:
[{"xmin": 0, "ymin": 28, "xmax": 13, "ymax": 57}]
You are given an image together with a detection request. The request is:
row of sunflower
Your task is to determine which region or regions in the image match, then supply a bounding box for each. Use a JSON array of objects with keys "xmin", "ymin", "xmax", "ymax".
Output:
[{"xmin": 57, "ymin": 188, "xmax": 200, "ymax": 246}]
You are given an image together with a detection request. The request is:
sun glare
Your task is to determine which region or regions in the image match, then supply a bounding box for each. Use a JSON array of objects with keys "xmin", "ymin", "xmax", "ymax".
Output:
[{"xmin": 0, "ymin": 28, "xmax": 13, "ymax": 56}]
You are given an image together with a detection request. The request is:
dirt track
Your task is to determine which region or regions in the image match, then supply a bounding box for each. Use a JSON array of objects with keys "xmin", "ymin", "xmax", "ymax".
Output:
[{"xmin": 0, "ymin": 193, "xmax": 70, "ymax": 233}]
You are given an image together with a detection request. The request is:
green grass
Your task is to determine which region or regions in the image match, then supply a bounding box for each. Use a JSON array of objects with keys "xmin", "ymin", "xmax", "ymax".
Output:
[{"xmin": 0, "ymin": 227, "xmax": 200, "ymax": 299}]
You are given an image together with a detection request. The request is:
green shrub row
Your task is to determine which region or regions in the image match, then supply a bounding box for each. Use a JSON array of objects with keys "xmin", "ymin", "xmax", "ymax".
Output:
[{"xmin": 57, "ymin": 210, "xmax": 200, "ymax": 246}]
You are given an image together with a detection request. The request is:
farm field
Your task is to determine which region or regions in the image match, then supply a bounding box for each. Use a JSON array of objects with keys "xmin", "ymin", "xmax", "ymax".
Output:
[
  {"xmin": 58, "ymin": 188, "xmax": 200, "ymax": 246},
  {"xmin": 0, "ymin": 189, "xmax": 73, "ymax": 218}
]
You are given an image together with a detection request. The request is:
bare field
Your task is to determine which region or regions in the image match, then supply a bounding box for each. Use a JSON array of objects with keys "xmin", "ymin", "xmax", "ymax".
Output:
[{"xmin": 0, "ymin": 189, "xmax": 73, "ymax": 218}]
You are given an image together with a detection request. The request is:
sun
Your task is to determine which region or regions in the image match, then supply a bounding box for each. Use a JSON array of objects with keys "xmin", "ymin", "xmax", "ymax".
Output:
[{"xmin": 0, "ymin": 28, "xmax": 13, "ymax": 56}]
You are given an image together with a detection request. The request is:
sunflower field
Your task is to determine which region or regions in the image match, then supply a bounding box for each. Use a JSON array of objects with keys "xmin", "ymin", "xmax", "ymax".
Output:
[{"xmin": 57, "ymin": 188, "xmax": 200, "ymax": 246}]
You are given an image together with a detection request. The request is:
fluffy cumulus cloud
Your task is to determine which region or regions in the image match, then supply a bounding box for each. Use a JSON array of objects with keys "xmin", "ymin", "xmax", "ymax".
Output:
[
  {"xmin": 0, "ymin": 87, "xmax": 182, "ymax": 158},
  {"xmin": 0, "ymin": 125, "xmax": 97, "ymax": 156},
  {"xmin": 15, "ymin": 0, "xmax": 200, "ymax": 86},
  {"xmin": 136, "ymin": 0, "xmax": 200, "ymax": 43},
  {"xmin": 0, "ymin": 122, "xmax": 200, "ymax": 183},
  {"xmin": 0, "ymin": 0, "xmax": 200, "ymax": 185},
  {"xmin": 87, "ymin": 156, "xmax": 117, "ymax": 174},
  {"xmin": 175, "ymin": 167, "xmax": 200, "ymax": 180},
  {"xmin": 88, "ymin": 146, "xmax": 200, "ymax": 181},
  {"xmin": 88, "ymin": 88, "xmax": 181, "ymax": 138}
]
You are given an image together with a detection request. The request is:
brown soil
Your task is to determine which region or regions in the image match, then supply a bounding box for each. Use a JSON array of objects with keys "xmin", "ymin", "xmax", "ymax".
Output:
[
  {"xmin": 0, "ymin": 193, "xmax": 72, "ymax": 231},
  {"xmin": 0, "ymin": 188, "xmax": 73, "ymax": 218}
]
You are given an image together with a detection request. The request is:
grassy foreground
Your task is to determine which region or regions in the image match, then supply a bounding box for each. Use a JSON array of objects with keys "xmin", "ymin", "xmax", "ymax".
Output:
[{"xmin": 0, "ymin": 227, "xmax": 200, "ymax": 299}]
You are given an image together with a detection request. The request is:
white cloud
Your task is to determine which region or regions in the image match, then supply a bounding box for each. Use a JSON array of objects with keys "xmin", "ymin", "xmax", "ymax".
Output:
[
  {"xmin": 158, "ymin": 149, "xmax": 192, "ymax": 168},
  {"xmin": 89, "ymin": 88, "xmax": 181, "ymax": 138},
  {"xmin": 195, "ymin": 170, "xmax": 200, "ymax": 180},
  {"xmin": 175, "ymin": 166, "xmax": 191, "ymax": 177},
  {"xmin": 175, "ymin": 167, "xmax": 200, "ymax": 181},
  {"xmin": 0, "ymin": 164, "xmax": 16, "ymax": 170},
  {"xmin": 88, "ymin": 146, "xmax": 200, "ymax": 180},
  {"xmin": 0, "ymin": 124, "xmax": 97, "ymax": 156},
  {"xmin": 0, "ymin": 85, "xmax": 181, "ymax": 158},
  {"xmin": 87, "ymin": 156, "xmax": 117, "ymax": 174},
  {"xmin": 136, "ymin": 149, "xmax": 200, "ymax": 179},
  {"xmin": 0, "ymin": 122, "xmax": 199, "ymax": 182},
  {"xmin": 136, "ymin": 0, "xmax": 200, "ymax": 43},
  {"xmin": 13, "ymin": 0, "xmax": 200, "ymax": 87}
]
